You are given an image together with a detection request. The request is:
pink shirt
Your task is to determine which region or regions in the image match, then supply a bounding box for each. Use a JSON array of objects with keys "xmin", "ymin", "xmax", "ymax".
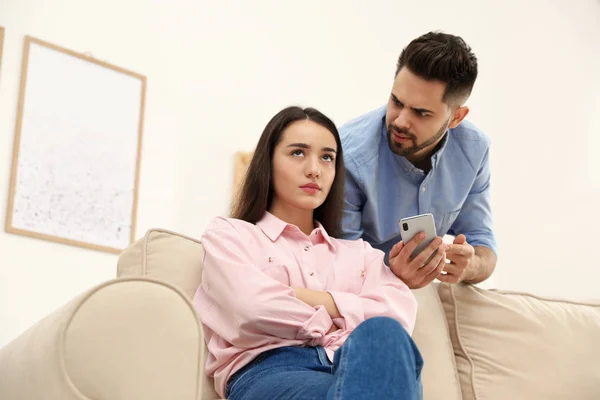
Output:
[{"xmin": 193, "ymin": 212, "xmax": 418, "ymax": 397}]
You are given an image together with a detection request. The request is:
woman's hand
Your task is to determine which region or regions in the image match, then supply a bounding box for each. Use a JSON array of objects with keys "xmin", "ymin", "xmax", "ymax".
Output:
[{"xmin": 326, "ymin": 323, "xmax": 339, "ymax": 335}]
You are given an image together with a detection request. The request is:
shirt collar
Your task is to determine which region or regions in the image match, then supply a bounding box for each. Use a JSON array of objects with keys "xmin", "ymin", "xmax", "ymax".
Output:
[
  {"xmin": 313, "ymin": 220, "xmax": 335, "ymax": 249},
  {"xmin": 256, "ymin": 211, "xmax": 288, "ymax": 241},
  {"xmin": 431, "ymin": 132, "xmax": 449, "ymax": 168},
  {"xmin": 256, "ymin": 211, "xmax": 335, "ymax": 249}
]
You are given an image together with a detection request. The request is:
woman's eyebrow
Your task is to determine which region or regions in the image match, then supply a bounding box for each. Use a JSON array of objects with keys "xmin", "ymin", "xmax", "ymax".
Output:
[
  {"xmin": 287, "ymin": 143, "xmax": 337, "ymax": 153},
  {"xmin": 287, "ymin": 143, "xmax": 310, "ymax": 149}
]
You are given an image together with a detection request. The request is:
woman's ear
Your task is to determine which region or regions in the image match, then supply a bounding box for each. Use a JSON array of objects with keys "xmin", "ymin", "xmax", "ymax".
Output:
[{"xmin": 448, "ymin": 106, "xmax": 469, "ymax": 129}]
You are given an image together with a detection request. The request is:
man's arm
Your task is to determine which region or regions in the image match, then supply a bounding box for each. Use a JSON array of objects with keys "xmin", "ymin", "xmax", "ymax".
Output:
[
  {"xmin": 443, "ymin": 146, "xmax": 498, "ymax": 284},
  {"xmin": 463, "ymin": 246, "xmax": 497, "ymax": 284}
]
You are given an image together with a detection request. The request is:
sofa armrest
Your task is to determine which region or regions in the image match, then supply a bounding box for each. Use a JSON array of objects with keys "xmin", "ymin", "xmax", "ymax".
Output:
[{"xmin": 0, "ymin": 278, "xmax": 204, "ymax": 400}]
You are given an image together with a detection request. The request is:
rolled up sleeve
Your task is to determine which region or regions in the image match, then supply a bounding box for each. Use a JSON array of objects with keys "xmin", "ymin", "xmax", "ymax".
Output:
[{"xmin": 448, "ymin": 148, "xmax": 498, "ymax": 254}]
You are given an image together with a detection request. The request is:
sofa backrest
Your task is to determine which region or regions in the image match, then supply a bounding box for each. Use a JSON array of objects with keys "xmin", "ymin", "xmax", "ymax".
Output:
[
  {"xmin": 438, "ymin": 283, "xmax": 600, "ymax": 400},
  {"xmin": 118, "ymin": 229, "xmax": 205, "ymax": 299}
]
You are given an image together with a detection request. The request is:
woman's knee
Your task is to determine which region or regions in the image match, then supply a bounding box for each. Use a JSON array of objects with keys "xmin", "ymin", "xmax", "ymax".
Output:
[
  {"xmin": 354, "ymin": 317, "xmax": 418, "ymax": 353},
  {"xmin": 356, "ymin": 316, "xmax": 408, "ymax": 337},
  {"xmin": 342, "ymin": 317, "xmax": 423, "ymax": 372}
]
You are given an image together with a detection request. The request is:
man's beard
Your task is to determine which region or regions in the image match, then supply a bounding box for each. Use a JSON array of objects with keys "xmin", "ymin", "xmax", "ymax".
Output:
[{"xmin": 387, "ymin": 120, "xmax": 449, "ymax": 157}]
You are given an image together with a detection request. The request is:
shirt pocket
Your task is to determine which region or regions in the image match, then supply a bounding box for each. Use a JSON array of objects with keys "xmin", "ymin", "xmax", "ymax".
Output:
[
  {"xmin": 439, "ymin": 208, "xmax": 462, "ymax": 235},
  {"xmin": 342, "ymin": 272, "xmax": 367, "ymax": 295},
  {"xmin": 330, "ymin": 257, "xmax": 366, "ymax": 295},
  {"xmin": 255, "ymin": 256, "xmax": 292, "ymax": 286}
]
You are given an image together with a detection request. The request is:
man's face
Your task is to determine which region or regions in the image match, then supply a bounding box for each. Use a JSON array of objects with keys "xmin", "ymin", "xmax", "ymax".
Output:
[{"xmin": 385, "ymin": 67, "xmax": 461, "ymax": 161}]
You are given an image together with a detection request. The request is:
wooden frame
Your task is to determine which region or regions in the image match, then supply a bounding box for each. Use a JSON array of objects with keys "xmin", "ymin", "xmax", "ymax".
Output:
[
  {"xmin": 5, "ymin": 36, "xmax": 146, "ymax": 254},
  {"xmin": 231, "ymin": 151, "xmax": 254, "ymax": 209},
  {"xmin": 233, "ymin": 151, "xmax": 254, "ymax": 188},
  {"xmin": 0, "ymin": 27, "xmax": 5, "ymax": 79}
]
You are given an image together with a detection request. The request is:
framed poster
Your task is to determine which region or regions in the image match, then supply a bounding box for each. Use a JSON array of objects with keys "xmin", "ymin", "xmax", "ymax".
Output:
[
  {"xmin": 0, "ymin": 27, "xmax": 5, "ymax": 79},
  {"xmin": 5, "ymin": 36, "xmax": 146, "ymax": 254}
]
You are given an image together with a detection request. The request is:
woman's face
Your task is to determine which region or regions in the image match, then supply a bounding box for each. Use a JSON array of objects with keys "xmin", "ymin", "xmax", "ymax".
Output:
[{"xmin": 270, "ymin": 120, "xmax": 337, "ymax": 213}]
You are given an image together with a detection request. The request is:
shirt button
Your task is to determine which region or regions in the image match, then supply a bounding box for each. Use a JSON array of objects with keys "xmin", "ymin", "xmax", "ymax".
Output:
[
  {"xmin": 304, "ymin": 246, "xmax": 310, "ymax": 251},
  {"xmin": 404, "ymin": 168, "xmax": 409, "ymax": 172},
  {"xmin": 309, "ymin": 272, "xmax": 314, "ymax": 276},
  {"xmin": 422, "ymin": 186, "xmax": 426, "ymax": 192}
]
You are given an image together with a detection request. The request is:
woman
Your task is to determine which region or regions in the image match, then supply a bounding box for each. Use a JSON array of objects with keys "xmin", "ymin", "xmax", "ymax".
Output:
[{"xmin": 194, "ymin": 106, "xmax": 434, "ymax": 399}]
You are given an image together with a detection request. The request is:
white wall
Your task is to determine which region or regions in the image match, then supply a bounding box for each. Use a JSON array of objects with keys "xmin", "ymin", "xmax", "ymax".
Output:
[{"xmin": 1, "ymin": 0, "xmax": 599, "ymax": 347}]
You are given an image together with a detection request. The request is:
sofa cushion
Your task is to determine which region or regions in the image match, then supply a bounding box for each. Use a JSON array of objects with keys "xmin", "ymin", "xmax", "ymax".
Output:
[
  {"xmin": 439, "ymin": 283, "xmax": 600, "ymax": 400},
  {"xmin": 412, "ymin": 284, "xmax": 463, "ymax": 400}
]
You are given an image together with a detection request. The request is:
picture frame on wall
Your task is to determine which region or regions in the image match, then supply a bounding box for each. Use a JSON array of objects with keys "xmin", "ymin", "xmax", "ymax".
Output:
[
  {"xmin": 0, "ymin": 27, "xmax": 5, "ymax": 80},
  {"xmin": 5, "ymin": 35, "xmax": 146, "ymax": 254}
]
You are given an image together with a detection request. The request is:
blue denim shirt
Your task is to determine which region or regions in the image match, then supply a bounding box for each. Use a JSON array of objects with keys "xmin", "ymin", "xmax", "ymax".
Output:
[{"xmin": 339, "ymin": 105, "xmax": 497, "ymax": 260}]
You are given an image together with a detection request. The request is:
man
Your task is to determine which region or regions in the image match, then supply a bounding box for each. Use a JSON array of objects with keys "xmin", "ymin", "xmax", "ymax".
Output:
[{"xmin": 340, "ymin": 31, "xmax": 497, "ymax": 289}]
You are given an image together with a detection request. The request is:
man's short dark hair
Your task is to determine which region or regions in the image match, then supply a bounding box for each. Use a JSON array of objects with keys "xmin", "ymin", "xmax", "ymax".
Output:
[{"xmin": 396, "ymin": 31, "xmax": 478, "ymax": 106}]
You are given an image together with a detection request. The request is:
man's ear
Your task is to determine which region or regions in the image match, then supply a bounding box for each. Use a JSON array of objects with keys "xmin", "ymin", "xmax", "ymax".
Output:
[{"xmin": 448, "ymin": 106, "xmax": 469, "ymax": 129}]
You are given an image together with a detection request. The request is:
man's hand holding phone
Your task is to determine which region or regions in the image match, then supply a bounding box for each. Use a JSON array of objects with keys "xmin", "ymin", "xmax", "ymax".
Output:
[{"xmin": 388, "ymin": 232, "xmax": 447, "ymax": 289}]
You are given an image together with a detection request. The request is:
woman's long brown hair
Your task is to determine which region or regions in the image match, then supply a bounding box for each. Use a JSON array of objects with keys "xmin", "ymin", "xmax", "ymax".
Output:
[{"xmin": 231, "ymin": 106, "xmax": 345, "ymax": 237}]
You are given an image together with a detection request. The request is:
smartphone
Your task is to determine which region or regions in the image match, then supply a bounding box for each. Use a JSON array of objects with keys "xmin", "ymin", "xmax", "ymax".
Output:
[{"xmin": 399, "ymin": 213, "xmax": 437, "ymax": 260}]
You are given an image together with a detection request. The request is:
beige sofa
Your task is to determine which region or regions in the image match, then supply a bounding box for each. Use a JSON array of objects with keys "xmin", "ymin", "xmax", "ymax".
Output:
[{"xmin": 1, "ymin": 228, "xmax": 599, "ymax": 400}]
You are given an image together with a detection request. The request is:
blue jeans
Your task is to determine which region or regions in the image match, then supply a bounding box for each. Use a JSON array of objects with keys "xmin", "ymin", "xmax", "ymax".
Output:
[{"xmin": 226, "ymin": 316, "xmax": 423, "ymax": 400}]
